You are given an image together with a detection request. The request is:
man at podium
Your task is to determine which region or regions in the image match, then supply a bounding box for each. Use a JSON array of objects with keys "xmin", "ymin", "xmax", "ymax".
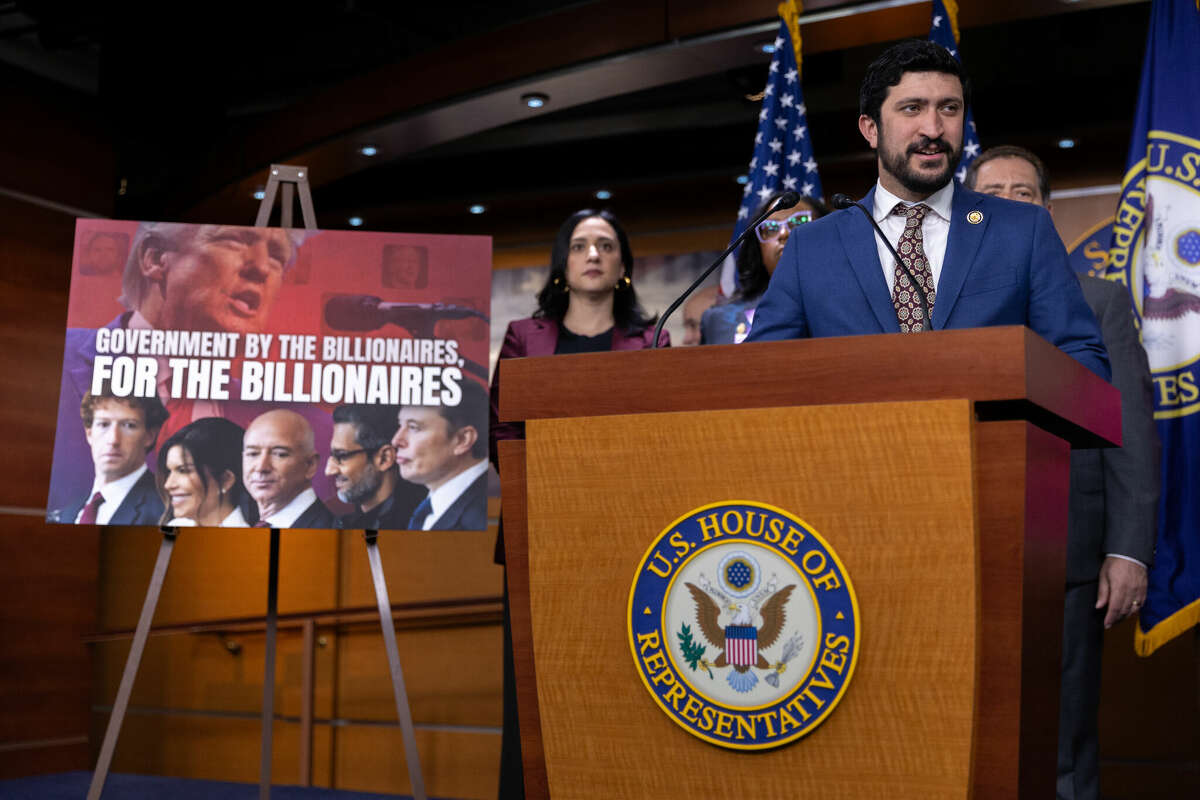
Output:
[{"xmin": 746, "ymin": 39, "xmax": 1109, "ymax": 382}]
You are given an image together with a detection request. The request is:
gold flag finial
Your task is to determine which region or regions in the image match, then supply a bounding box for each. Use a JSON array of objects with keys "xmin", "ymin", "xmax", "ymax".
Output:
[
  {"xmin": 778, "ymin": 0, "xmax": 804, "ymax": 76},
  {"xmin": 943, "ymin": 0, "xmax": 962, "ymax": 44}
]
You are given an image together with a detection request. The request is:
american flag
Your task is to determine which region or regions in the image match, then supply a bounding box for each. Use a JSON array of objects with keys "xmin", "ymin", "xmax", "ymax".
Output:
[
  {"xmin": 722, "ymin": 0, "xmax": 823, "ymax": 295},
  {"xmin": 928, "ymin": 0, "xmax": 981, "ymax": 181}
]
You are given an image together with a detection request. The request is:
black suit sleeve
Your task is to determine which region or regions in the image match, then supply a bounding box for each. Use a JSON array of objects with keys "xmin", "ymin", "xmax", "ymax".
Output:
[{"xmin": 1093, "ymin": 280, "xmax": 1160, "ymax": 565}]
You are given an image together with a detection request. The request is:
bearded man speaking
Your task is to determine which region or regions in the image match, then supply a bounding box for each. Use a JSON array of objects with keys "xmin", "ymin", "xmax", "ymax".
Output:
[{"xmin": 746, "ymin": 38, "xmax": 1108, "ymax": 381}]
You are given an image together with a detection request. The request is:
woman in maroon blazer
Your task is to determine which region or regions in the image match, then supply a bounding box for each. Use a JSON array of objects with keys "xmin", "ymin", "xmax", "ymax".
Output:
[
  {"xmin": 490, "ymin": 208, "xmax": 669, "ymax": 450},
  {"xmin": 491, "ymin": 208, "xmax": 667, "ymax": 798}
]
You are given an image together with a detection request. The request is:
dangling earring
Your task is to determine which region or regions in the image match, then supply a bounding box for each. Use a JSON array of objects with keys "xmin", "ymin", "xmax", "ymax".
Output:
[
  {"xmin": 553, "ymin": 275, "xmax": 570, "ymax": 293},
  {"xmin": 616, "ymin": 274, "xmax": 632, "ymax": 290}
]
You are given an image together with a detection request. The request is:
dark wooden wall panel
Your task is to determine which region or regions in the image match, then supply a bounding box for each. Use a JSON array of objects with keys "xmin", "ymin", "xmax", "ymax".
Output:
[{"xmin": 0, "ymin": 69, "xmax": 111, "ymax": 777}]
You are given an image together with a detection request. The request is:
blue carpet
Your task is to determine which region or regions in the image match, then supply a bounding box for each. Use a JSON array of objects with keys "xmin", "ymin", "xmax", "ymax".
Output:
[{"xmin": 0, "ymin": 771, "xmax": 444, "ymax": 799}]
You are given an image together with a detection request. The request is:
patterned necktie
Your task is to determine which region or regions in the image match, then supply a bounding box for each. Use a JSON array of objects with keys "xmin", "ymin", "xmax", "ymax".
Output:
[
  {"xmin": 890, "ymin": 202, "xmax": 936, "ymax": 332},
  {"xmin": 408, "ymin": 496, "xmax": 433, "ymax": 530},
  {"xmin": 79, "ymin": 491, "xmax": 105, "ymax": 524}
]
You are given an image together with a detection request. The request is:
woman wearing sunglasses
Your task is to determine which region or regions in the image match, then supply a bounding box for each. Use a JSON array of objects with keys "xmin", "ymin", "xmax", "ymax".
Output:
[{"xmin": 701, "ymin": 190, "xmax": 828, "ymax": 344}]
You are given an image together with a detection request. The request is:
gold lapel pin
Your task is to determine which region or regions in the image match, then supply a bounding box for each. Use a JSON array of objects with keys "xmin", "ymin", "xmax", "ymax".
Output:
[{"xmin": 967, "ymin": 210, "xmax": 984, "ymax": 224}]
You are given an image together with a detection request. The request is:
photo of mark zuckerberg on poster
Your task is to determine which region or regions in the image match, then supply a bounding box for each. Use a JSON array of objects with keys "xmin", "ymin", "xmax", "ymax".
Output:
[{"xmin": 47, "ymin": 221, "xmax": 492, "ymax": 531}]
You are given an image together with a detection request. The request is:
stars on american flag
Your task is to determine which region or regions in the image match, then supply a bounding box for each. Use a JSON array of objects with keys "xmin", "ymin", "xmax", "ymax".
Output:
[
  {"xmin": 929, "ymin": 0, "xmax": 981, "ymax": 183},
  {"xmin": 731, "ymin": 19, "xmax": 824, "ymax": 241}
]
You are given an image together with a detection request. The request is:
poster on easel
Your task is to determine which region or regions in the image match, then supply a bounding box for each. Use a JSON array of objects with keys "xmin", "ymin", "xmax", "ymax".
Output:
[{"xmin": 46, "ymin": 220, "xmax": 492, "ymax": 531}]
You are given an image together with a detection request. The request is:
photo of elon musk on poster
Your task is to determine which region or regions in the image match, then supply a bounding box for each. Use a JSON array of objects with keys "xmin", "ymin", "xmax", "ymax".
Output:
[{"xmin": 47, "ymin": 220, "xmax": 491, "ymax": 531}]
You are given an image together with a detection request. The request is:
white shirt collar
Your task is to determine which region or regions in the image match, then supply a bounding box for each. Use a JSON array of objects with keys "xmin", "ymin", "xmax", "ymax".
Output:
[
  {"xmin": 873, "ymin": 179, "xmax": 954, "ymax": 224},
  {"xmin": 82, "ymin": 463, "xmax": 148, "ymax": 525},
  {"xmin": 167, "ymin": 506, "xmax": 249, "ymax": 528},
  {"xmin": 260, "ymin": 486, "xmax": 318, "ymax": 529},
  {"xmin": 424, "ymin": 459, "xmax": 489, "ymax": 530}
]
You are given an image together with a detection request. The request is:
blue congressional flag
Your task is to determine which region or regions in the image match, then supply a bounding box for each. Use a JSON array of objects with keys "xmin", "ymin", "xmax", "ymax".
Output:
[
  {"xmin": 928, "ymin": 0, "xmax": 981, "ymax": 181},
  {"xmin": 1104, "ymin": 0, "xmax": 1200, "ymax": 656},
  {"xmin": 721, "ymin": 1, "xmax": 822, "ymax": 296}
]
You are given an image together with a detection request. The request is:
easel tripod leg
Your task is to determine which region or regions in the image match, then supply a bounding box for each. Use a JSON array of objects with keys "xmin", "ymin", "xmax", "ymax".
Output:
[
  {"xmin": 87, "ymin": 527, "xmax": 178, "ymax": 800},
  {"xmin": 260, "ymin": 527, "xmax": 280, "ymax": 800},
  {"xmin": 364, "ymin": 530, "xmax": 427, "ymax": 800}
]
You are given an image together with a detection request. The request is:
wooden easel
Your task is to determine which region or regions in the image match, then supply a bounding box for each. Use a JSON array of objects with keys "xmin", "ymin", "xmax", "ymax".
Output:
[{"xmin": 88, "ymin": 165, "xmax": 427, "ymax": 800}]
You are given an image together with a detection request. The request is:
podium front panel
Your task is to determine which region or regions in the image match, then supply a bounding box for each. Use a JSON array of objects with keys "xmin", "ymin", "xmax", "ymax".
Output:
[{"xmin": 523, "ymin": 399, "xmax": 979, "ymax": 799}]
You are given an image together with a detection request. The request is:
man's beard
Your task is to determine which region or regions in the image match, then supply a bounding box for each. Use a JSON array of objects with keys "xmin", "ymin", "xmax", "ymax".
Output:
[
  {"xmin": 880, "ymin": 135, "xmax": 961, "ymax": 196},
  {"xmin": 339, "ymin": 465, "xmax": 383, "ymax": 505}
]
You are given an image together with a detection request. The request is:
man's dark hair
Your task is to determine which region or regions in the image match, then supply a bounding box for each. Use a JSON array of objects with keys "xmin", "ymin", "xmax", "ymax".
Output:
[
  {"xmin": 80, "ymin": 391, "xmax": 170, "ymax": 452},
  {"xmin": 433, "ymin": 380, "xmax": 489, "ymax": 460},
  {"xmin": 734, "ymin": 192, "xmax": 829, "ymax": 302},
  {"xmin": 859, "ymin": 38, "xmax": 972, "ymax": 126},
  {"xmin": 332, "ymin": 404, "xmax": 398, "ymax": 453},
  {"xmin": 962, "ymin": 145, "xmax": 1051, "ymax": 204},
  {"xmin": 534, "ymin": 208, "xmax": 657, "ymax": 334}
]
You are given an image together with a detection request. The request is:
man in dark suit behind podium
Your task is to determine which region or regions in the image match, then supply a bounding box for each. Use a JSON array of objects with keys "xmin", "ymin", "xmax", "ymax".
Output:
[
  {"xmin": 49, "ymin": 391, "xmax": 169, "ymax": 526},
  {"xmin": 391, "ymin": 380, "xmax": 489, "ymax": 531},
  {"xmin": 745, "ymin": 39, "xmax": 1109, "ymax": 381},
  {"xmin": 965, "ymin": 145, "xmax": 1159, "ymax": 800}
]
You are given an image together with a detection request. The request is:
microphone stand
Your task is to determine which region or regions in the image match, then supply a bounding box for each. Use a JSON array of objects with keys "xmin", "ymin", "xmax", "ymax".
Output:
[
  {"xmin": 832, "ymin": 193, "xmax": 932, "ymax": 332},
  {"xmin": 652, "ymin": 191, "xmax": 800, "ymax": 348}
]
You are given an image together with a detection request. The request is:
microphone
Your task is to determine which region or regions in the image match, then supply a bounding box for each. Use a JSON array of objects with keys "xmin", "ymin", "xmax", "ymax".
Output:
[
  {"xmin": 832, "ymin": 192, "xmax": 931, "ymax": 332},
  {"xmin": 322, "ymin": 294, "xmax": 490, "ymax": 382},
  {"xmin": 652, "ymin": 191, "xmax": 801, "ymax": 348},
  {"xmin": 324, "ymin": 295, "xmax": 488, "ymax": 335}
]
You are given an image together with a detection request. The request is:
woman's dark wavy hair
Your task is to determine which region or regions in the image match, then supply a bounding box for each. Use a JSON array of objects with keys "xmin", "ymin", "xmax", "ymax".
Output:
[
  {"xmin": 156, "ymin": 417, "xmax": 246, "ymax": 524},
  {"xmin": 533, "ymin": 208, "xmax": 657, "ymax": 333},
  {"xmin": 733, "ymin": 191, "xmax": 829, "ymax": 302}
]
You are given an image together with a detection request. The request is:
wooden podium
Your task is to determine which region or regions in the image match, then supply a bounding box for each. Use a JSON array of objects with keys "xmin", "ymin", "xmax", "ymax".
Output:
[{"xmin": 496, "ymin": 326, "xmax": 1118, "ymax": 800}]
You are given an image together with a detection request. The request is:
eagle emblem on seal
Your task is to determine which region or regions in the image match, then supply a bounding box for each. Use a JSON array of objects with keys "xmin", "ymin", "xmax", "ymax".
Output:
[{"xmin": 681, "ymin": 551, "xmax": 801, "ymax": 693}]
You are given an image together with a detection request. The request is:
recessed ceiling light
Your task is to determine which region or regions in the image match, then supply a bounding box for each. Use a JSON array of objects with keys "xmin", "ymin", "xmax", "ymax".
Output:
[
  {"xmin": 594, "ymin": 189, "xmax": 612, "ymax": 200},
  {"xmin": 735, "ymin": 175, "xmax": 749, "ymax": 185},
  {"xmin": 348, "ymin": 216, "xmax": 364, "ymax": 227},
  {"xmin": 1057, "ymin": 138, "xmax": 1077, "ymax": 149},
  {"xmin": 469, "ymin": 204, "xmax": 486, "ymax": 215},
  {"xmin": 252, "ymin": 189, "xmax": 266, "ymax": 200},
  {"xmin": 521, "ymin": 93, "xmax": 549, "ymax": 109},
  {"xmin": 757, "ymin": 41, "xmax": 777, "ymax": 55},
  {"xmin": 359, "ymin": 145, "xmax": 378, "ymax": 157}
]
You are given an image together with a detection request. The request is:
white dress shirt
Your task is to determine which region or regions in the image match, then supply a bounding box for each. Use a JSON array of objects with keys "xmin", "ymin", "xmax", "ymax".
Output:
[
  {"xmin": 168, "ymin": 506, "xmax": 249, "ymax": 528},
  {"xmin": 871, "ymin": 180, "xmax": 955, "ymax": 295},
  {"xmin": 78, "ymin": 463, "xmax": 149, "ymax": 525},
  {"xmin": 423, "ymin": 459, "xmax": 489, "ymax": 530},
  {"xmin": 260, "ymin": 487, "xmax": 318, "ymax": 529}
]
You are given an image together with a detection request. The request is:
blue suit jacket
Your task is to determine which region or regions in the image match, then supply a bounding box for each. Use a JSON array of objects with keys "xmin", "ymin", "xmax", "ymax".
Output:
[
  {"xmin": 430, "ymin": 471, "xmax": 489, "ymax": 531},
  {"xmin": 50, "ymin": 469, "xmax": 164, "ymax": 526},
  {"xmin": 746, "ymin": 185, "xmax": 1111, "ymax": 380}
]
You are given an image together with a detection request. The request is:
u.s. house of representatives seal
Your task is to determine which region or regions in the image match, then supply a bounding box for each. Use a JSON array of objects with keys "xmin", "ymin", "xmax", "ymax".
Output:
[{"xmin": 628, "ymin": 501, "xmax": 860, "ymax": 750}]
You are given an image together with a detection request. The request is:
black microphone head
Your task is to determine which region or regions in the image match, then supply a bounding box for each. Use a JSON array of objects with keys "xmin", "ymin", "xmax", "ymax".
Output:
[
  {"xmin": 832, "ymin": 193, "xmax": 858, "ymax": 210},
  {"xmin": 324, "ymin": 294, "xmax": 387, "ymax": 331},
  {"xmin": 774, "ymin": 190, "xmax": 801, "ymax": 211}
]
